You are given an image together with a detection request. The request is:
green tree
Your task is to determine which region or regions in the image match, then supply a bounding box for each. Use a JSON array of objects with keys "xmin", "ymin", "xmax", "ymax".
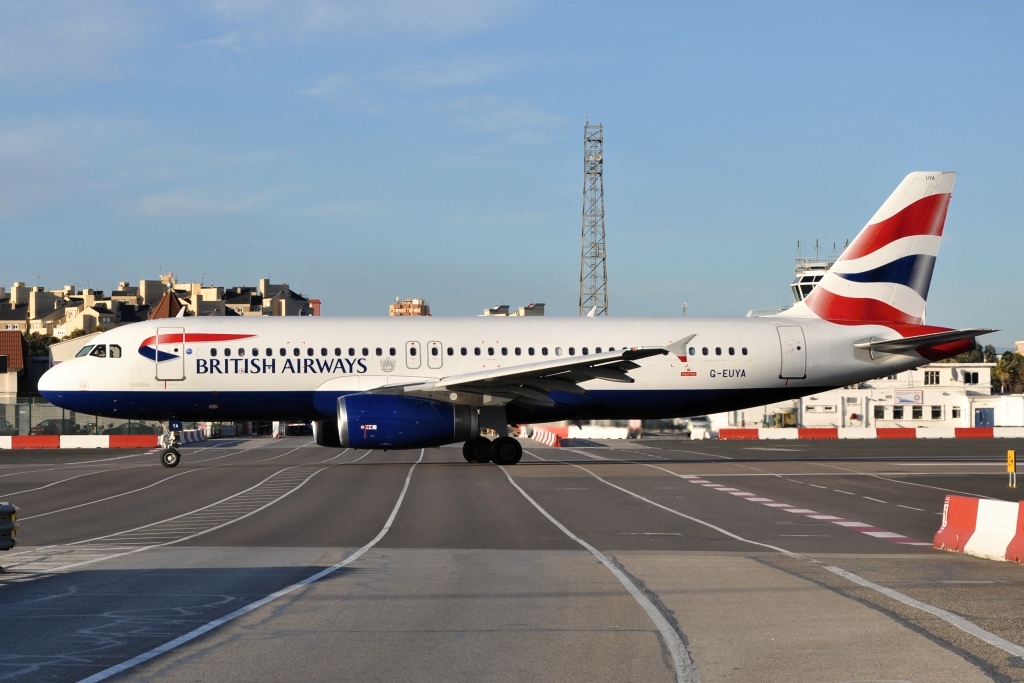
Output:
[
  {"xmin": 992, "ymin": 352, "xmax": 1024, "ymax": 394},
  {"xmin": 24, "ymin": 332, "xmax": 58, "ymax": 356}
]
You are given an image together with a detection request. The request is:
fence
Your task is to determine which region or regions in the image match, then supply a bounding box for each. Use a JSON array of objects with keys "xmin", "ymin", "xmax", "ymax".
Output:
[{"xmin": 0, "ymin": 397, "xmax": 186, "ymax": 437}]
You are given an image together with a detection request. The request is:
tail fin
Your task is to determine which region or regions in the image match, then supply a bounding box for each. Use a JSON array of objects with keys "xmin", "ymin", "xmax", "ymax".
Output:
[{"xmin": 785, "ymin": 171, "xmax": 955, "ymax": 325}]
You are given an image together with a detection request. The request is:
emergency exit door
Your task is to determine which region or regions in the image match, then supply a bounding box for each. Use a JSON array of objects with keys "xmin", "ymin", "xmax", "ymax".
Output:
[
  {"xmin": 777, "ymin": 326, "xmax": 807, "ymax": 380},
  {"xmin": 155, "ymin": 326, "xmax": 185, "ymax": 381}
]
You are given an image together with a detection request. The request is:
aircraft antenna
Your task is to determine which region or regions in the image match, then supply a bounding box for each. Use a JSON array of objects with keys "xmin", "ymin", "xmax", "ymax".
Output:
[{"xmin": 579, "ymin": 118, "xmax": 609, "ymax": 316}]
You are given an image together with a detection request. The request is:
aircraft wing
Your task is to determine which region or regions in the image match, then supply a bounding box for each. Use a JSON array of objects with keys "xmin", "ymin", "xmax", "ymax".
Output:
[
  {"xmin": 375, "ymin": 335, "xmax": 694, "ymax": 407},
  {"xmin": 853, "ymin": 328, "xmax": 996, "ymax": 355}
]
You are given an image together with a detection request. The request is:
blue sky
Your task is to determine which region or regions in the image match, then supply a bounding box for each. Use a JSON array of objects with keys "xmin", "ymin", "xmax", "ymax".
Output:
[{"xmin": 2, "ymin": 1, "xmax": 1022, "ymax": 347}]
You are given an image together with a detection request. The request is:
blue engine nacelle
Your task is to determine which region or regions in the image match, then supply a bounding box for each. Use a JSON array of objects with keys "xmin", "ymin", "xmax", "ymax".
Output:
[{"xmin": 337, "ymin": 394, "xmax": 479, "ymax": 449}]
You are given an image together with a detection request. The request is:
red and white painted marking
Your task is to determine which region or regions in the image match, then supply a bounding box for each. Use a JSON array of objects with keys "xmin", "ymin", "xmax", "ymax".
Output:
[
  {"xmin": 677, "ymin": 475, "xmax": 932, "ymax": 546},
  {"xmin": 933, "ymin": 495, "xmax": 1024, "ymax": 563},
  {"xmin": 0, "ymin": 429, "xmax": 206, "ymax": 450},
  {"xmin": 719, "ymin": 427, "xmax": 1024, "ymax": 440}
]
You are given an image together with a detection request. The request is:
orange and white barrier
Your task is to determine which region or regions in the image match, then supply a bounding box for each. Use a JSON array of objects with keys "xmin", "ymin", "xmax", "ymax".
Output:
[
  {"xmin": 933, "ymin": 495, "xmax": 1024, "ymax": 563},
  {"xmin": 529, "ymin": 427, "xmax": 565, "ymax": 447},
  {"xmin": 719, "ymin": 427, "xmax": 1024, "ymax": 440}
]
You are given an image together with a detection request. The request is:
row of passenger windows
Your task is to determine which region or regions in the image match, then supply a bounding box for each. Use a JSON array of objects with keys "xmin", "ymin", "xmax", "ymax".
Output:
[
  {"xmin": 688, "ymin": 346, "xmax": 748, "ymax": 357},
  {"xmin": 209, "ymin": 345, "xmax": 622, "ymax": 358}
]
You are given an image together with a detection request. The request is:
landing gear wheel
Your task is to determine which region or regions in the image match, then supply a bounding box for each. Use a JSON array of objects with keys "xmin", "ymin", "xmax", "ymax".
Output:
[
  {"xmin": 161, "ymin": 448, "xmax": 181, "ymax": 468},
  {"xmin": 490, "ymin": 437, "xmax": 523, "ymax": 465},
  {"xmin": 463, "ymin": 437, "xmax": 492, "ymax": 463}
]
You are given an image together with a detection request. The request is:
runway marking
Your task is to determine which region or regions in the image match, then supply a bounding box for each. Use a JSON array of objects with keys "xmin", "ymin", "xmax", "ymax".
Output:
[
  {"xmin": 501, "ymin": 462, "xmax": 701, "ymax": 683},
  {"xmin": 17, "ymin": 469, "xmax": 198, "ymax": 520},
  {"xmin": 521, "ymin": 452, "xmax": 1024, "ymax": 663},
  {"xmin": 76, "ymin": 450, "xmax": 426, "ymax": 683},
  {"xmin": 897, "ymin": 504, "xmax": 924, "ymax": 512},
  {"xmin": 863, "ymin": 496, "xmax": 888, "ymax": 504}
]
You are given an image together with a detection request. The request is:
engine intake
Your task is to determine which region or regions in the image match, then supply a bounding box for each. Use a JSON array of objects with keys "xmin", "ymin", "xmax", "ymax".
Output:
[{"xmin": 338, "ymin": 394, "xmax": 478, "ymax": 449}]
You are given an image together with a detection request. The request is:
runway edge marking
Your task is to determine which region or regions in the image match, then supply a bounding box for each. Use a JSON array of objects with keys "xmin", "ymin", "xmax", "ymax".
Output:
[{"xmin": 75, "ymin": 450, "xmax": 425, "ymax": 683}]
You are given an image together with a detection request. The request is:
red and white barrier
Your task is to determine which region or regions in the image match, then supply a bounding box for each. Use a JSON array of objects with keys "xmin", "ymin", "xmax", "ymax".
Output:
[
  {"xmin": 720, "ymin": 427, "xmax": 1024, "ymax": 440},
  {"xmin": 933, "ymin": 495, "xmax": 1024, "ymax": 563},
  {"xmin": 0, "ymin": 428, "xmax": 206, "ymax": 450},
  {"xmin": 529, "ymin": 427, "xmax": 565, "ymax": 447}
]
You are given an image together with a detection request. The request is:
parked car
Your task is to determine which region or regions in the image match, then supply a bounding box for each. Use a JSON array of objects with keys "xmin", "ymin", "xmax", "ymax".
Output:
[
  {"xmin": 31, "ymin": 419, "xmax": 82, "ymax": 435},
  {"xmin": 0, "ymin": 419, "xmax": 16, "ymax": 436},
  {"xmin": 101, "ymin": 422, "xmax": 163, "ymax": 435}
]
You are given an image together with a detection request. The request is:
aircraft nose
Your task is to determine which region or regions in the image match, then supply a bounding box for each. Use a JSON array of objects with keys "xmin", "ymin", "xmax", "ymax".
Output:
[{"xmin": 38, "ymin": 362, "xmax": 73, "ymax": 403}]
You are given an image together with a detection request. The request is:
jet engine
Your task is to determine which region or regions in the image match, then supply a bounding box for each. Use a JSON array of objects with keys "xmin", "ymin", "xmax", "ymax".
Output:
[
  {"xmin": 337, "ymin": 394, "xmax": 478, "ymax": 449},
  {"xmin": 312, "ymin": 419, "xmax": 342, "ymax": 448}
]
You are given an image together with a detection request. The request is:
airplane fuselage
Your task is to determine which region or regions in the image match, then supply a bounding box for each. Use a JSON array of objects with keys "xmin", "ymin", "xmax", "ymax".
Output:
[{"xmin": 39, "ymin": 315, "xmax": 943, "ymax": 425}]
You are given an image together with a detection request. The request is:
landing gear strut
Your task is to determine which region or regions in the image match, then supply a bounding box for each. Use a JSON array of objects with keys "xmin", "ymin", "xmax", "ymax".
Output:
[{"xmin": 159, "ymin": 425, "xmax": 182, "ymax": 468}]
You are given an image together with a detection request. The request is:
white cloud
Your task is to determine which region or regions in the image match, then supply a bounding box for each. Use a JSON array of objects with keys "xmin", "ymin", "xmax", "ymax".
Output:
[
  {"xmin": 198, "ymin": 0, "xmax": 530, "ymax": 44},
  {"xmin": 379, "ymin": 57, "xmax": 512, "ymax": 89},
  {"xmin": 0, "ymin": 1, "xmax": 152, "ymax": 83},
  {"xmin": 135, "ymin": 188, "xmax": 272, "ymax": 216}
]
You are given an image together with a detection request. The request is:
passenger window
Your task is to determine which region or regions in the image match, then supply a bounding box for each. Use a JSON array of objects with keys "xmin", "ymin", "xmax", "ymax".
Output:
[
  {"xmin": 555, "ymin": 347, "xmax": 562, "ymax": 356},
  {"xmin": 528, "ymin": 347, "xmax": 535, "ymax": 356},
  {"xmin": 447, "ymin": 347, "xmax": 454, "ymax": 356},
  {"xmin": 280, "ymin": 348, "xmax": 286, "ymax": 356},
  {"xmin": 595, "ymin": 347, "xmax": 602, "ymax": 353},
  {"xmin": 321, "ymin": 348, "xmax": 327, "ymax": 356},
  {"xmin": 390, "ymin": 347, "xmax": 397, "ymax": 356},
  {"xmin": 224, "ymin": 348, "xmax": 232, "ymax": 357},
  {"xmin": 109, "ymin": 345, "xmax": 121, "ymax": 358},
  {"xmin": 688, "ymin": 347, "xmax": 695, "ymax": 356},
  {"xmin": 501, "ymin": 347, "xmax": 507, "ymax": 356},
  {"xmin": 376, "ymin": 348, "xmax": 383, "ymax": 356},
  {"xmin": 541, "ymin": 347, "xmax": 548, "ymax": 356},
  {"xmin": 742, "ymin": 347, "xmax": 748, "ymax": 355},
  {"xmin": 293, "ymin": 349, "xmax": 300, "ymax": 357},
  {"xmin": 362, "ymin": 347, "xmax": 369, "ymax": 356},
  {"xmin": 334, "ymin": 348, "xmax": 341, "ymax": 356},
  {"xmin": 253, "ymin": 348, "xmax": 260, "ymax": 357},
  {"xmin": 410, "ymin": 347, "xmax": 417, "ymax": 356},
  {"xmin": 211, "ymin": 348, "xmax": 218, "ymax": 357},
  {"xmin": 582, "ymin": 347, "xmax": 589, "ymax": 355},
  {"xmin": 348, "ymin": 347, "xmax": 355, "ymax": 356},
  {"xmin": 515, "ymin": 347, "xmax": 522, "ymax": 356},
  {"xmin": 568, "ymin": 347, "xmax": 575, "ymax": 355},
  {"xmin": 715, "ymin": 347, "xmax": 722, "ymax": 355},
  {"xmin": 487, "ymin": 347, "xmax": 494, "ymax": 356},
  {"xmin": 432, "ymin": 347, "xmax": 439, "ymax": 356},
  {"xmin": 266, "ymin": 348, "xmax": 272, "ymax": 356},
  {"xmin": 728, "ymin": 347, "xmax": 735, "ymax": 355},
  {"xmin": 474, "ymin": 348, "xmax": 481, "ymax": 356},
  {"xmin": 702, "ymin": 347, "xmax": 709, "ymax": 355},
  {"xmin": 461, "ymin": 347, "xmax": 468, "ymax": 356},
  {"xmin": 239, "ymin": 348, "xmax": 245, "ymax": 356}
]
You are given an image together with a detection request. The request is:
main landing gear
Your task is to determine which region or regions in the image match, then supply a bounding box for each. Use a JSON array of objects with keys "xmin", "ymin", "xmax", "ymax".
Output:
[{"xmin": 461, "ymin": 436, "xmax": 523, "ymax": 465}]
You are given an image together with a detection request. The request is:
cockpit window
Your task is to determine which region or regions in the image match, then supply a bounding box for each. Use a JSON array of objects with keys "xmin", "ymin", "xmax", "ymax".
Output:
[
  {"xmin": 89, "ymin": 345, "xmax": 107, "ymax": 358},
  {"xmin": 76, "ymin": 345, "xmax": 95, "ymax": 357},
  {"xmin": 109, "ymin": 345, "xmax": 121, "ymax": 358}
]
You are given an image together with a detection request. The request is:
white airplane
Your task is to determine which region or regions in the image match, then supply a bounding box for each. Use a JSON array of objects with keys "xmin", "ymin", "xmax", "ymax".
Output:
[{"xmin": 39, "ymin": 171, "xmax": 992, "ymax": 467}]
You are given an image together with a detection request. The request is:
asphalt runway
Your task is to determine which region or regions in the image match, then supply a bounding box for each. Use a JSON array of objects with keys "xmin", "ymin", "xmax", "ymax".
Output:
[{"xmin": 1, "ymin": 437, "xmax": 1023, "ymax": 682}]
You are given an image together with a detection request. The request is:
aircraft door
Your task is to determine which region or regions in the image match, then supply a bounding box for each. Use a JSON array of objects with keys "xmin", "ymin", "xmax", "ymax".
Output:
[
  {"xmin": 155, "ymin": 326, "xmax": 186, "ymax": 381},
  {"xmin": 777, "ymin": 326, "xmax": 806, "ymax": 380},
  {"xmin": 405, "ymin": 341, "xmax": 422, "ymax": 370},
  {"xmin": 427, "ymin": 341, "xmax": 443, "ymax": 370}
]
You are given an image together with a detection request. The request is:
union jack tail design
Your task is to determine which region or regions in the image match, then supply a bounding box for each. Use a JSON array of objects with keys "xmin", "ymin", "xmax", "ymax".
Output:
[{"xmin": 786, "ymin": 171, "xmax": 955, "ymax": 326}]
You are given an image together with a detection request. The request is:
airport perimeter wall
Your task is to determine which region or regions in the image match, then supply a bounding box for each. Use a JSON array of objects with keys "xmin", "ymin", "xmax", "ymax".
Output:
[{"xmin": 933, "ymin": 495, "xmax": 1024, "ymax": 563}]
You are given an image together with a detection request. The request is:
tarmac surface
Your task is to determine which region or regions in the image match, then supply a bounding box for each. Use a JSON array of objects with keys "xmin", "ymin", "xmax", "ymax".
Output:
[{"xmin": 1, "ymin": 436, "xmax": 1023, "ymax": 682}]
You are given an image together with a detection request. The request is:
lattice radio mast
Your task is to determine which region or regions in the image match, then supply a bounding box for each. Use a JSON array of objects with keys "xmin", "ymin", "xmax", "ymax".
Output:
[{"xmin": 579, "ymin": 118, "xmax": 608, "ymax": 316}]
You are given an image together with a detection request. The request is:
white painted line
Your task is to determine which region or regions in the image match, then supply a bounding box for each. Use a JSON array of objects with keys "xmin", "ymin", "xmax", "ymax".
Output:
[
  {"xmin": 826, "ymin": 566, "xmax": 1024, "ymax": 660},
  {"xmin": 864, "ymin": 531, "xmax": 907, "ymax": 539},
  {"xmin": 897, "ymin": 504, "xmax": 924, "ymax": 512},
  {"xmin": 77, "ymin": 450, "xmax": 426, "ymax": 683},
  {"xmin": 834, "ymin": 490, "xmax": 855, "ymax": 495},
  {"xmin": 863, "ymin": 497, "xmax": 888, "ymax": 504},
  {"xmin": 504, "ymin": 464, "xmax": 703, "ymax": 683},
  {"xmin": 807, "ymin": 515, "xmax": 844, "ymax": 521},
  {"xmin": 783, "ymin": 508, "xmax": 818, "ymax": 514}
]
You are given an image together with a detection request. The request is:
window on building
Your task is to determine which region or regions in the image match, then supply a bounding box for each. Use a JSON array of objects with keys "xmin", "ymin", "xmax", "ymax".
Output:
[
  {"xmin": 912, "ymin": 405, "xmax": 923, "ymax": 419},
  {"xmin": 931, "ymin": 405, "xmax": 942, "ymax": 419},
  {"xmin": 887, "ymin": 374, "xmax": 898, "ymax": 380},
  {"xmin": 964, "ymin": 371, "xmax": 979, "ymax": 384},
  {"xmin": 893, "ymin": 406, "xmax": 904, "ymax": 419},
  {"xmin": 874, "ymin": 405, "xmax": 885, "ymax": 420},
  {"xmin": 952, "ymin": 407, "xmax": 961, "ymax": 419},
  {"xmin": 924, "ymin": 370, "xmax": 940, "ymax": 385}
]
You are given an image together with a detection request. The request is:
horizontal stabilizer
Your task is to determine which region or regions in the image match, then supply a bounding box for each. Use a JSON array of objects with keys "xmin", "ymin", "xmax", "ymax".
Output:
[{"xmin": 853, "ymin": 328, "xmax": 996, "ymax": 355}]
